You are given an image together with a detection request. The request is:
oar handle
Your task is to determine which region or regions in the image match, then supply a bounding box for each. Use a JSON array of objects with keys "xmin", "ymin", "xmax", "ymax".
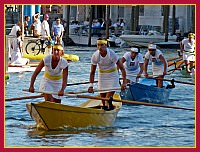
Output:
[
  {"xmin": 67, "ymin": 80, "xmax": 98, "ymax": 86},
  {"xmin": 23, "ymin": 87, "xmax": 122, "ymax": 95}
]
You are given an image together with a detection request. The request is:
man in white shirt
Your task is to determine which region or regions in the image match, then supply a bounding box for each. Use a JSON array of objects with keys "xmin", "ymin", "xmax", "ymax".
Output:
[
  {"xmin": 41, "ymin": 14, "xmax": 50, "ymax": 37},
  {"xmin": 8, "ymin": 21, "xmax": 21, "ymax": 60},
  {"xmin": 33, "ymin": 12, "xmax": 41, "ymax": 37},
  {"xmin": 144, "ymin": 44, "xmax": 167, "ymax": 88}
]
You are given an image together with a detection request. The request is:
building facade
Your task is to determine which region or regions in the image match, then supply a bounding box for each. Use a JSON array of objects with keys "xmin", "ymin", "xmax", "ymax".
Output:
[
  {"xmin": 62, "ymin": 5, "xmax": 195, "ymax": 34},
  {"xmin": 5, "ymin": 5, "xmax": 195, "ymax": 35}
]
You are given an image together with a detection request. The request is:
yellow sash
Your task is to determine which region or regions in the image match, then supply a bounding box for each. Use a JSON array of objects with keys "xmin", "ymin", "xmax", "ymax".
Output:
[
  {"xmin": 44, "ymin": 71, "xmax": 62, "ymax": 80},
  {"xmin": 99, "ymin": 67, "xmax": 117, "ymax": 73}
]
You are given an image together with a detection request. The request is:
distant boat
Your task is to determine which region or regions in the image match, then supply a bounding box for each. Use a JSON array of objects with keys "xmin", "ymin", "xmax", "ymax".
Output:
[
  {"xmin": 8, "ymin": 64, "xmax": 44, "ymax": 73},
  {"xmin": 120, "ymin": 30, "xmax": 177, "ymax": 48},
  {"xmin": 69, "ymin": 34, "xmax": 99, "ymax": 46},
  {"xmin": 120, "ymin": 78, "xmax": 174, "ymax": 104}
]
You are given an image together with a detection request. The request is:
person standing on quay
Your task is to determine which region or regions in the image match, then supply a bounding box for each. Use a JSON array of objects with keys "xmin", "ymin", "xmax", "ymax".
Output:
[
  {"xmin": 24, "ymin": 15, "xmax": 30, "ymax": 36},
  {"xmin": 10, "ymin": 31, "xmax": 29, "ymax": 65},
  {"xmin": 41, "ymin": 14, "xmax": 50, "ymax": 37},
  {"xmin": 51, "ymin": 17, "xmax": 65, "ymax": 45},
  {"xmin": 88, "ymin": 38, "xmax": 127, "ymax": 110},
  {"xmin": 144, "ymin": 44, "xmax": 167, "ymax": 88},
  {"xmin": 9, "ymin": 21, "xmax": 21, "ymax": 36},
  {"xmin": 33, "ymin": 12, "xmax": 41, "ymax": 37}
]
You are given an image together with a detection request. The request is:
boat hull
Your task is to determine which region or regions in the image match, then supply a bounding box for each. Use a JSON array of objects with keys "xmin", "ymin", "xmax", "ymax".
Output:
[
  {"xmin": 120, "ymin": 78, "xmax": 173, "ymax": 103},
  {"xmin": 120, "ymin": 35, "xmax": 176, "ymax": 48},
  {"xmin": 26, "ymin": 95, "xmax": 122, "ymax": 130}
]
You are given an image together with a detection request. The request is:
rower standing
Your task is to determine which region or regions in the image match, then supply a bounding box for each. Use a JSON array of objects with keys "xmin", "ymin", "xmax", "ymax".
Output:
[
  {"xmin": 180, "ymin": 33, "xmax": 195, "ymax": 72},
  {"xmin": 29, "ymin": 44, "xmax": 68, "ymax": 103},
  {"xmin": 88, "ymin": 38, "xmax": 127, "ymax": 110},
  {"xmin": 121, "ymin": 47, "xmax": 144, "ymax": 83},
  {"xmin": 144, "ymin": 44, "xmax": 167, "ymax": 88}
]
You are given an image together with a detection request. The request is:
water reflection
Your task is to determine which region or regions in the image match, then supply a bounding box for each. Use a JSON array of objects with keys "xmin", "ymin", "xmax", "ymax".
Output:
[{"xmin": 27, "ymin": 126, "xmax": 116, "ymax": 139}]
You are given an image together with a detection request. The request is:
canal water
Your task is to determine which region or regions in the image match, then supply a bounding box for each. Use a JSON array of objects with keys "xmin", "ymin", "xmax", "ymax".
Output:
[{"xmin": 5, "ymin": 47, "xmax": 195, "ymax": 147}]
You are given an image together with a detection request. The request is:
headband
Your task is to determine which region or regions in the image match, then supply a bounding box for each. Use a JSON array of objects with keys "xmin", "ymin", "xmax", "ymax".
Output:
[
  {"xmin": 188, "ymin": 36, "xmax": 194, "ymax": 38},
  {"xmin": 130, "ymin": 48, "xmax": 138, "ymax": 52},
  {"xmin": 53, "ymin": 45, "xmax": 63, "ymax": 50},
  {"xmin": 97, "ymin": 40, "xmax": 107, "ymax": 44}
]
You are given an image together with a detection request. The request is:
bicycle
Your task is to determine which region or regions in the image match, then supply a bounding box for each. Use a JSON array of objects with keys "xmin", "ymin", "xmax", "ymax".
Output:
[{"xmin": 25, "ymin": 37, "xmax": 54, "ymax": 55}]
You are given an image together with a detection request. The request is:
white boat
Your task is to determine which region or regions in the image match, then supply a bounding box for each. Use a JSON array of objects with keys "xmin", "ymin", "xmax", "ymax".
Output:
[
  {"xmin": 69, "ymin": 34, "xmax": 99, "ymax": 46},
  {"xmin": 120, "ymin": 31, "xmax": 177, "ymax": 48},
  {"xmin": 26, "ymin": 94, "xmax": 122, "ymax": 130},
  {"xmin": 7, "ymin": 64, "xmax": 44, "ymax": 73}
]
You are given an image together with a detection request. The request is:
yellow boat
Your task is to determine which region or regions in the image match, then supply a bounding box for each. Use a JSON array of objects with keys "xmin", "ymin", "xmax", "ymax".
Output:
[
  {"xmin": 26, "ymin": 94, "xmax": 122, "ymax": 130},
  {"xmin": 23, "ymin": 53, "xmax": 79, "ymax": 62}
]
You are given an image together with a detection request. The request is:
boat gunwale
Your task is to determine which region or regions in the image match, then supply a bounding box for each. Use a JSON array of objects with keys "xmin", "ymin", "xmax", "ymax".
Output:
[
  {"xmin": 129, "ymin": 82, "xmax": 173, "ymax": 92},
  {"xmin": 29, "ymin": 101, "xmax": 121, "ymax": 114}
]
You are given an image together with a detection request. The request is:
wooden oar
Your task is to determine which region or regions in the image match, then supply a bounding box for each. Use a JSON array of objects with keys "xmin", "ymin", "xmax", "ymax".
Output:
[
  {"xmin": 74, "ymin": 95, "xmax": 194, "ymax": 111},
  {"xmin": 23, "ymin": 90, "xmax": 194, "ymax": 111},
  {"xmin": 5, "ymin": 94, "xmax": 43, "ymax": 101},
  {"xmin": 167, "ymin": 57, "xmax": 181, "ymax": 62},
  {"xmin": 168, "ymin": 58, "xmax": 183, "ymax": 67},
  {"xmin": 168, "ymin": 60, "xmax": 184, "ymax": 74},
  {"xmin": 23, "ymin": 87, "xmax": 121, "ymax": 95},
  {"xmin": 67, "ymin": 80, "xmax": 98, "ymax": 86},
  {"xmin": 147, "ymin": 77, "xmax": 195, "ymax": 85}
]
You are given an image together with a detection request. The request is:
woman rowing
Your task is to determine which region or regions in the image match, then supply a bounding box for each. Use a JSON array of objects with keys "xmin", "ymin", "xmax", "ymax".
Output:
[
  {"xmin": 29, "ymin": 44, "xmax": 68, "ymax": 103},
  {"xmin": 88, "ymin": 38, "xmax": 127, "ymax": 110},
  {"xmin": 144, "ymin": 44, "xmax": 167, "ymax": 88},
  {"xmin": 121, "ymin": 47, "xmax": 144, "ymax": 83}
]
